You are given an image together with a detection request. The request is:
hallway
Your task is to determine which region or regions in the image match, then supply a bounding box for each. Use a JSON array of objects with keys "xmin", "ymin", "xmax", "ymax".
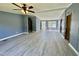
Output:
[{"xmin": 0, "ymin": 30, "xmax": 77, "ymax": 56}]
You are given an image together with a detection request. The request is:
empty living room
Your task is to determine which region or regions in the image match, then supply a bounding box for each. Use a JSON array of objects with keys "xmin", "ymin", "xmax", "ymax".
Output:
[{"xmin": 0, "ymin": 1, "xmax": 79, "ymax": 58}]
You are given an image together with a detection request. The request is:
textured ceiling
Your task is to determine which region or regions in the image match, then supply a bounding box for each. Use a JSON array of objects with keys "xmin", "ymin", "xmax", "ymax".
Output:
[{"xmin": 0, "ymin": 3, "xmax": 71, "ymax": 20}]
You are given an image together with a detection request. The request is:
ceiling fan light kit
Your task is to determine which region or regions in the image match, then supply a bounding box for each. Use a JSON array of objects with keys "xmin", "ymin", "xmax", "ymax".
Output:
[
  {"xmin": 21, "ymin": 10, "xmax": 29, "ymax": 14},
  {"xmin": 21, "ymin": 10, "xmax": 26, "ymax": 14}
]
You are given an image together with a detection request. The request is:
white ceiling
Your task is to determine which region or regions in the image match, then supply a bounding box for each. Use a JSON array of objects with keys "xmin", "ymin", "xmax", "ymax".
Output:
[{"xmin": 0, "ymin": 3, "xmax": 71, "ymax": 20}]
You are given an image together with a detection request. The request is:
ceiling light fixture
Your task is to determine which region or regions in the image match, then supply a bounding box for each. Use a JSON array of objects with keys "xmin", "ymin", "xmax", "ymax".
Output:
[
  {"xmin": 21, "ymin": 10, "xmax": 25, "ymax": 14},
  {"xmin": 21, "ymin": 10, "xmax": 29, "ymax": 14}
]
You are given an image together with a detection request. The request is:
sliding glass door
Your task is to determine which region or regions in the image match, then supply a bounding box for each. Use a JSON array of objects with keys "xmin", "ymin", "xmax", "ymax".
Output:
[
  {"xmin": 47, "ymin": 20, "xmax": 58, "ymax": 30},
  {"xmin": 41, "ymin": 20, "xmax": 58, "ymax": 31}
]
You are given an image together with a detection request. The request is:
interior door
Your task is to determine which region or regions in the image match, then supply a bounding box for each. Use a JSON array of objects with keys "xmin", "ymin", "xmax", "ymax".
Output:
[{"xmin": 64, "ymin": 14, "xmax": 72, "ymax": 42}]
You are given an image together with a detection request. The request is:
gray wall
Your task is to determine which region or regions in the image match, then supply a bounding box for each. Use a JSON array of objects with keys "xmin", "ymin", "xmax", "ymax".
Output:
[
  {"xmin": 65, "ymin": 4, "xmax": 79, "ymax": 52},
  {"xmin": 60, "ymin": 12, "xmax": 66, "ymax": 35},
  {"xmin": 70, "ymin": 4, "xmax": 79, "ymax": 52},
  {"xmin": 36, "ymin": 17, "xmax": 40, "ymax": 32},
  {"xmin": 23, "ymin": 15, "xmax": 28, "ymax": 32},
  {"xmin": 0, "ymin": 11, "xmax": 24, "ymax": 39},
  {"xmin": 22, "ymin": 15, "xmax": 37, "ymax": 32},
  {"xmin": 0, "ymin": 11, "xmax": 40, "ymax": 40},
  {"xmin": 58, "ymin": 20, "xmax": 60, "ymax": 32},
  {"xmin": 60, "ymin": 3, "xmax": 79, "ymax": 53},
  {"xmin": 78, "ymin": 28, "xmax": 79, "ymax": 52},
  {"xmin": 29, "ymin": 15, "xmax": 36, "ymax": 31}
]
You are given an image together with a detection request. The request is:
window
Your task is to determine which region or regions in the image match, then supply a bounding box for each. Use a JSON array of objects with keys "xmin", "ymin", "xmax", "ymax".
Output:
[
  {"xmin": 48, "ymin": 20, "xmax": 57, "ymax": 29},
  {"xmin": 41, "ymin": 20, "xmax": 58, "ymax": 30},
  {"xmin": 41, "ymin": 21, "xmax": 46, "ymax": 30}
]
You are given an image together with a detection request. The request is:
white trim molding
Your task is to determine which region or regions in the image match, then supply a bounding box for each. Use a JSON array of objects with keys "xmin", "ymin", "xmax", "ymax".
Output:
[
  {"xmin": 0, "ymin": 32, "xmax": 24, "ymax": 41},
  {"xmin": 69, "ymin": 43, "xmax": 79, "ymax": 56},
  {"xmin": 23, "ymin": 32, "xmax": 29, "ymax": 34}
]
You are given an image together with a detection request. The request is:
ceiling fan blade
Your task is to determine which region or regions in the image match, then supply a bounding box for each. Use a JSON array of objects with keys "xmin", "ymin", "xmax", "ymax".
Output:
[
  {"xmin": 13, "ymin": 9, "xmax": 22, "ymax": 10},
  {"xmin": 29, "ymin": 6, "xmax": 33, "ymax": 9},
  {"xmin": 27, "ymin": 10, "xmax": 35, "ymax": 13},
  {"xmin": 12, "ymin": 3, "xmax": 22, "ymax": 8}
]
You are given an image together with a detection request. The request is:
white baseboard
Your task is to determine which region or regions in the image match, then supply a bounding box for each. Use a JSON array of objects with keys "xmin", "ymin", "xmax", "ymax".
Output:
[
  {"xmin": 69, "ymin": 43, "xmax": 79, "ymax": 56},
  {"xmin": 0, "ymin": 32, "xmax": 24, "ymax": 41},
  {"xmin": 23, "ymin": 32, "xmax": 29, "ymax": 34}
]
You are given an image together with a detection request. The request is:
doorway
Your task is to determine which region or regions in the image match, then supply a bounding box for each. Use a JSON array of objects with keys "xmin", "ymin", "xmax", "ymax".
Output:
[
  {"xmin": 60, "ymin": 19, "xmax": 62, "ymax": 33},
  {"xmin": 28, "ymin": 17, "xmax": 33, "ymax": 33},
  {"xmin": 64, "ymin": 14, "xmax": 72, "ymax": 42}
]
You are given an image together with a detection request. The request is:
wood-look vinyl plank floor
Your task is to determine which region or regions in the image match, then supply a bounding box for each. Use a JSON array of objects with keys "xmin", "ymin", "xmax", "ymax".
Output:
[{"xmin": 0, "ymin": 30, "xmax": 77, "ymax": 56}]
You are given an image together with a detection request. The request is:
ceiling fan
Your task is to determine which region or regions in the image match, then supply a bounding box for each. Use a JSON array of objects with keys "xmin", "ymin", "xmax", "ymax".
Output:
[{"xmin": 12, "ymin": 3, "xmax": 35, "ymax": 14}]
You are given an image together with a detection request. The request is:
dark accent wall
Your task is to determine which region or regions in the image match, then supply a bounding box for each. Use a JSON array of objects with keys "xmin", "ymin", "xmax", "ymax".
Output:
[{"xmin": 0, "ymin": 11, "xmax": 24, "ymax": 39}]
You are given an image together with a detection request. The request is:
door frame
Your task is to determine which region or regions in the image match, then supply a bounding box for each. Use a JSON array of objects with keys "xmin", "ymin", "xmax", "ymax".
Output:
[
  {"xmin": 64, "ymin": 13, "xmax": 72, "ymax": 42},
  {"xmin": 60, "ymin": 19, "xmax": 62, "ymax": 33}
]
